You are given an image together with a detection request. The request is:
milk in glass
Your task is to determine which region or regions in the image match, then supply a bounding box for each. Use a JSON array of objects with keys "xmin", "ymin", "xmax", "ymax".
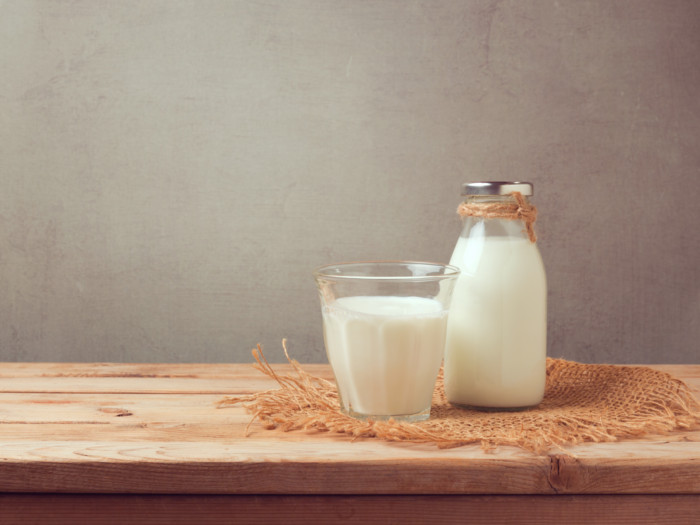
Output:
[{"xmin": 322, "ymin": 295, "xmax": 447, "ymax": 418}]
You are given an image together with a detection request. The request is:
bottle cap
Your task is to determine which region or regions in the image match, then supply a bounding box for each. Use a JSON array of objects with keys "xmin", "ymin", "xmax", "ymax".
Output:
[{"xmin": 461, "ymin": 181, "xmax": 533, "ymax": 196}]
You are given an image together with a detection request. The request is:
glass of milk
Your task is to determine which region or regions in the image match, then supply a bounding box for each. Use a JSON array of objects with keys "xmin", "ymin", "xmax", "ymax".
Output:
[{"xmin": 313, "ymin": 261, "xmax": 460, "ymax": 422}]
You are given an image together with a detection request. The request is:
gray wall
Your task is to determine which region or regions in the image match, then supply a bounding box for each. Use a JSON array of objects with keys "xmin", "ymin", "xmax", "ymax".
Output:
[{"xmin": 1, "ymin": 0, "xmax": 698, "ymax": 364}]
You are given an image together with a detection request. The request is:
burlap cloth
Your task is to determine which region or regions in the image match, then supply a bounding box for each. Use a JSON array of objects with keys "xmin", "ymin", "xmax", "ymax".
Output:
[{"xmin": 218, "ymin": 343, "xmax": 700, "ymax": 454}]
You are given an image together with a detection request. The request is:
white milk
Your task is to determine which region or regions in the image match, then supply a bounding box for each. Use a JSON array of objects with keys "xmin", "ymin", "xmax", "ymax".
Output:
[
  {"xmin": 322, "ymin": 295, "xmax": 447, "ymax": 418},
  {"xmin": 445, "ymin": 236, "xmax": 547, "ymax": 408}
]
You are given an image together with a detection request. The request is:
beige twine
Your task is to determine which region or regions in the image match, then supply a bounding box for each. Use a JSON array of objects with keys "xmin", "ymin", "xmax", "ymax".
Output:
[
  {"xmin": 218, "ymin": 341, "xmax": 700, "ymax": 454},
  {"xmin": 457, "ymin": 191, "xmax": 538, "ymax": 242}
]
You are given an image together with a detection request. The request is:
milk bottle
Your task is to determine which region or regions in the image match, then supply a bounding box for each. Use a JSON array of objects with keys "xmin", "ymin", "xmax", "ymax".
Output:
[{"xmin": 444, "ymin": 182, "xmax": 547, "ymax": 409}]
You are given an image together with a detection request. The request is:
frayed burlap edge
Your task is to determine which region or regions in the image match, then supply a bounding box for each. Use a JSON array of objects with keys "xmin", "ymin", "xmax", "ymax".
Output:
[{"xmin": 217, "ymin": 341, "xmax": 700, "ymax": 455}]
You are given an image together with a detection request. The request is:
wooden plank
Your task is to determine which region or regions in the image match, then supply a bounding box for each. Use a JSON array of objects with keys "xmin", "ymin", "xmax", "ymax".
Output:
[
  {"xmin": 0, "ymin": 494, "xmax": 698, "ymax": 525},
  {"xmin": 0, "ymin": 387, "xmax": 698, "ymax": 446},
  {"xmin": 0, "ymin": 439, "xmax": 551, "ymax": 494},
  {"xmin": 0, "ymin": 363, "xmax": 695, "ymax": 393},
  {"xmin": 0, "ymin": 392, "xmax": 252, "ymax": 442},
  {"xmin": 0, "ymin": 439, "xmax": 699, "ymax": 495},
  {"xmin": 0, "ymin": 362, "xmax": 334, "ymax": 379},
  {"xmin": 0, "ymin": 363, "xmax": 333, "ymax": 394},
  {"xmin": 0, "ymin": 362, "xmax": 696, "ymax": 376},
  {"xmin": 0, "ymin": 377, "xmax": 265, "ymax": 394}
]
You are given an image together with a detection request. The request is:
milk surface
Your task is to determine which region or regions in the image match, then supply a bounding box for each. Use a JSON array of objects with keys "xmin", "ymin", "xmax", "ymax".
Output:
[
  {"xmin": 445, "ymin": 236, "xmax": 547, "ymax": 408},
  {"xmin": 322, "ymin": 295, "xmax": 447, "ymax": 418}
]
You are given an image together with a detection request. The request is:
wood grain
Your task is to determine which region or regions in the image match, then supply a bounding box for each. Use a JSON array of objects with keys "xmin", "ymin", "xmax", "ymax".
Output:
[
  {"xmin": 0, "ymin": 363, "xmax": 698, "ymax": 497},
  {"xmin": 0, "ymin": 494, "xmax": 698, "ymax": 525}
]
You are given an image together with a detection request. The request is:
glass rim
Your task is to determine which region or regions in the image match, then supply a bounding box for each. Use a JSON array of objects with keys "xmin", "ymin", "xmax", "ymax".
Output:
[{"xmin": 313, "ymin": 260, "xmax": 460, "ymax": 282}]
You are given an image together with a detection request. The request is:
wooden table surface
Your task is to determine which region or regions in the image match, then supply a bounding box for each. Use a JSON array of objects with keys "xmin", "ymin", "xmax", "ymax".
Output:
[{"xmin": 0, "ymin": 362, "xmax": 699, "ymax": 524}]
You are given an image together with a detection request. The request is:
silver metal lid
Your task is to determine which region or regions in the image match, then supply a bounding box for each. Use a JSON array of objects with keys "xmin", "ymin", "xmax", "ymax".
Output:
[{"xmin": 461, "ymin": 181, "xmax": 534, "ymax": 196}]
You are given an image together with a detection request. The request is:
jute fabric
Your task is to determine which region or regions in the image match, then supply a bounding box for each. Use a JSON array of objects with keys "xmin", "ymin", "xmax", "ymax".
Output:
[{"xmin": 219, "ymin": 343, "xmax": 700, "ymax": 454}]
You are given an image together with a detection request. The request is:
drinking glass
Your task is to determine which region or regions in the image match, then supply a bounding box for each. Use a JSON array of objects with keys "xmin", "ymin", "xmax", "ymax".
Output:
[{"xmin": 313, "ymin": 261, "xmax": 459, "ymax": 422}]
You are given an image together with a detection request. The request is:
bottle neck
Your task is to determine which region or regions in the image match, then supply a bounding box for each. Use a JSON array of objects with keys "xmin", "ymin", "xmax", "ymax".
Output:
[
  {"xmin": 465, "ymin": 194, "xmax": 527, "ymax": 205},
  {"xmin": 459, "ymin": 194, "xmax": 532, "ymax": 240}
]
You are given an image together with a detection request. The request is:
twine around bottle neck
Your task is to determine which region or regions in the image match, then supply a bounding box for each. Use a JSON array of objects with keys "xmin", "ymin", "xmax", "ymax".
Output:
[{"xmin": 457, "ymin": 191, "xmax": 538, "ymax": 243}]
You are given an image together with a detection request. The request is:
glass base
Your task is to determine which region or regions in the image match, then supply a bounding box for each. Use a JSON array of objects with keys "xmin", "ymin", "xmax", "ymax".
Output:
[
  {"xmin": 342, "ymin": 406, "xmax": 431, "ymax": 423},
  {"xmin": 450, "ymin": 402, "xmax": 540, "ymax": 412}
]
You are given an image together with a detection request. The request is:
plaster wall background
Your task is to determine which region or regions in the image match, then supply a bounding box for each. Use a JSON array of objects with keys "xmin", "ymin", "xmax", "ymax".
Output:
[{"xmin": 1, "ymin": 0, "xmax": 698, "ymax": 363}]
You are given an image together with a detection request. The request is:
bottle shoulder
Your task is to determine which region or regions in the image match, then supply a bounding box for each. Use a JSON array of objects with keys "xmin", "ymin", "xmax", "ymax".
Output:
[
  {"xmin": 450, "ymin": 234, "xmax": 546, "ymax": 283},
  {"xmin": 458, "ymin": 217, "xmax": 529, "ymax": 239}
]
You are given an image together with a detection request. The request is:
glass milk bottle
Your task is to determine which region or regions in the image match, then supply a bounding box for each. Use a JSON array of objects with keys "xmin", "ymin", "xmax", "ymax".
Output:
[{"xmin": 444, "ymin": 181, "xmax": 547, "ymax": 410}]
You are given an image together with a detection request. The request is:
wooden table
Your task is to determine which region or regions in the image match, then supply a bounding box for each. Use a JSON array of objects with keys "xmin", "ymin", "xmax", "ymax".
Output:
[{"xmin": 0, "ymin": 362, "xmax": 698, "ymax": 524}]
